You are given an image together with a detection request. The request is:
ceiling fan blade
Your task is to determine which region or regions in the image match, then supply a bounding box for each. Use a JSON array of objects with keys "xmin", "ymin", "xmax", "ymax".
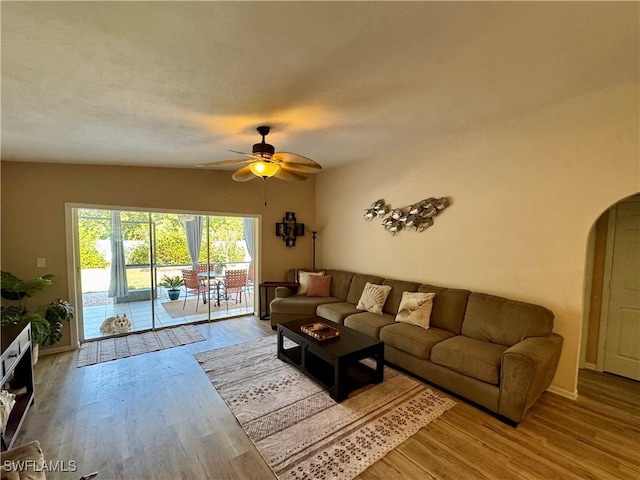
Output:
[
  {"xmin": 197, "ymin": 158, "xmax": 253, "ymax": 167},
  {"xmin": 231, "ymin": 165, "xmax": 258, "ymax": 182},
  {"xmin": 276, "ymin": 166, "xmax": 308, "ymax": 181},
  {"xmin": 273, "ymin": 152, "xmax": 322, "ymax": 173},
  {"xmin": 228, "ymin": 149, "xmax": 256, "ymax": 157}
]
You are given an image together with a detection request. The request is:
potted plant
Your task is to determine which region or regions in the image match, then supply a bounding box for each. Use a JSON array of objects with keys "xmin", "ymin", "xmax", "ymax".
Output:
[
  {"xmin": 159, "ymin": 275, "xmax": 184, "ymax": 301},
  {"xmin": 0, "ymin": 271, "xmax": 75, "ymax": 364}
]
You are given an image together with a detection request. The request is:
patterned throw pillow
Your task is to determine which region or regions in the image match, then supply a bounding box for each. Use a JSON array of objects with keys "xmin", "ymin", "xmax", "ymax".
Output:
[
  {"xmin": 307, "ymin": 275, "xmax": 332, "ymax": 297},
  {"xmin": 297, "ymin": 271, "xmax": 325, "ymax": 295},
  {"xmin": 395, "ymin": 291, "xmax": 436, "ymax": 329},
  {"xmin": 356, "ymin": 282, "xmax": 392, "ymax": 315}
]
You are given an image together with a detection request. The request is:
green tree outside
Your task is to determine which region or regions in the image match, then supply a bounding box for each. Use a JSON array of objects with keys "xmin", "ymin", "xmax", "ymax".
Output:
[{"xmin": 78, "ymin": 210, "xmax": 248, "ymax": 268}]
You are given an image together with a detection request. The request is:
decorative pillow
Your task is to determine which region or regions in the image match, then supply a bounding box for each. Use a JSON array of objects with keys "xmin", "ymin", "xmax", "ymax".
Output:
[
  {"xmin": 395, "ymin": 291, "xmax": 436, "ymax": 329},
  {"xmin": 297, "ymin": 270, "xmax": 325, "ymax": 295},
  {"xmin": 0, "ymin": 390, "xmax": 16, "ymax": 435},
  {"xmin": 307, "ymin": 275, "xmax": 332, "ymax": 297},
  {"xmin": 356, "ymin": 282, "xmax": 392, "ymax": 315}
]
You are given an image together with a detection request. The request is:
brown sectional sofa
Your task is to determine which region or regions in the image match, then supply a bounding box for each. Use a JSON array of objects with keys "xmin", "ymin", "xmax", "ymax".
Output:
[{"xmin": 270, "ymin": 269, "xmax": 563, "ymax": 424}]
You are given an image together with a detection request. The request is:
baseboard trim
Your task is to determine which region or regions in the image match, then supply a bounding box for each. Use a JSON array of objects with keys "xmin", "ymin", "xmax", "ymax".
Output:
[
  {"xmin": 582, "ymin": 362, "xmax": 598, "ymax": 371},
  {"xmin": 547, "ymin": 385, "xmax": 578, "ymax": 400},
  {"xmin": 39, "ymin": 344, "xmax": 77, "ymax": 357}
]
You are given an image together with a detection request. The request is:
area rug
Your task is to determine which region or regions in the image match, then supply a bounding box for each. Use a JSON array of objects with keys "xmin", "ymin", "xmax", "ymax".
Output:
[
  {"xmin": 78, "ymin": 325, "xmax": 205, "ymax": 367},
  {"xmin": 195, "ymin": 336, "xmax": 455, "ymax": 480},
  {"xmin": 161, "ymin": 293, "xmax": 253, "ymax": 318}
]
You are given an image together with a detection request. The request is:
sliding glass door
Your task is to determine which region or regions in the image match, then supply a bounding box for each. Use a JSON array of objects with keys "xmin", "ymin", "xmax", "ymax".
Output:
[{"xmin": 74, "ymin": 206, "xmax": 256, "ymax": 342}]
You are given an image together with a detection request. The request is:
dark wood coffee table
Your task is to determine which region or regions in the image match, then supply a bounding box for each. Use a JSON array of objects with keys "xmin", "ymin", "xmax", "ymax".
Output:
[{"xmin": 277, "ymin": 317, "xmax": 384, "ymax": 401}]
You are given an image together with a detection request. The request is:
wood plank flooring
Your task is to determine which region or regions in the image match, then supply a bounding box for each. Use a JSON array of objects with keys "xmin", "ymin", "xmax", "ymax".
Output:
[{"xmin": 17, "ymin": 316, "xmax": 640, "ymax": 479}]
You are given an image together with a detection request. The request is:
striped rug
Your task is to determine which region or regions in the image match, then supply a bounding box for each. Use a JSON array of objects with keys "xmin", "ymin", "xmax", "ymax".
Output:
[
  {"xmin": 195, "ymin": 336, "xmax": 455, "ymax": 480},
  {"xmin": 77, "ymin": 325, "xmax": 205, "ymax": 367}
]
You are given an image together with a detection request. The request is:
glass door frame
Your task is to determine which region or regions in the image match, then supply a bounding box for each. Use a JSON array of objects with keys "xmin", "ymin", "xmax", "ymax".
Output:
[{"xmin": 65, "ymin": 202, "xmax": 261, "ymax": 345}]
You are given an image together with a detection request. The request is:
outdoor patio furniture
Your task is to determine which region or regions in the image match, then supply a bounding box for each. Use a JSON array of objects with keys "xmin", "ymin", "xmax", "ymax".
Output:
[
  {"xmin": 181, "ymin": 269, "xmax": 209, "ymax": 311},
  {"xmin": 222, "ymin": 269, "xmax": 248, "ymax": 311}
]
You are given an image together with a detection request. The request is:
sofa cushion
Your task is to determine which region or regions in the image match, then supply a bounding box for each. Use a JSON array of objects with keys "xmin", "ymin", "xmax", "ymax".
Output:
[
  {"xmin": 382, "ymin": 279, "xmax": 421, "ymax": 314},
  {"xmin": 316, "ymin": 302, "xmax": 361, "ymax": 324},
  {"xmin": 395, "ymin": 291, "xmax": 435, "ymax": 329},
  {"xmin": 344, "ymin": 312, "xmax": 395, "ymax": 338},
  {"xmin": 461, "ymin": 293, "xmax": 555, "ymax": 347},
  {"xmin": 430, "ymin": 336, "xmax": 508, "ymax": 385},
  {"xmin": 356, "ymin": 282, "xmax": 392, "ymax": 314},
  {"xmin": 380, "ymin": 323, "xmax": 455, "ymax": 359},
  {"xmin": 307, "ymin": 275, "xmax": 332, "ymax": 297},
  {"xmin": 325, "ymin": 270, "xmax": 356, "ymax": 300},
  {"xmin": 297, "ymin": 270, "xmax": 325, "ymax": 295},
  {"xmin": 270, "ymin": 295, "xmax": 342, "ymax": 316},
  {"xmin": 346, "ymin": 273, "xmax": 385, "ymax": 305},
  {"xmin": 418, "ymin": 284, "xmax": 471, "ymax": 334}
]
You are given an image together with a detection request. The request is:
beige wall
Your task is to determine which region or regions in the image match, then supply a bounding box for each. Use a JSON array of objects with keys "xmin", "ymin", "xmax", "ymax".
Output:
[
  {"xmin": 1, "ymin": 162, "xmax": 316, "ymax": 350},
  {"xmin": 316, "ymin": 82, "xmax": 640, "ymax": 396}
]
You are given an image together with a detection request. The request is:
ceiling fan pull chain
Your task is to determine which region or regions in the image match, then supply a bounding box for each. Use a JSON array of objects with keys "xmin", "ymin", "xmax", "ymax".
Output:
[{"xmin": 264, "ymin": 179, "xmax": 268, "ymax": 207}]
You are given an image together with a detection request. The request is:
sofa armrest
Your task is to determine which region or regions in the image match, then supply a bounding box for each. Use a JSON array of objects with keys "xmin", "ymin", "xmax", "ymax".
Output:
[
  {"xmin": 275, "ymin": 286, "xmax": 296, "ymax": 298},
  {"xmin": 498, "ymin": 333, "xmax": 563, "ymax": 423},
  {"xmin": 1, "ymin": 440, "xmax": 46, "ymax": 480}
]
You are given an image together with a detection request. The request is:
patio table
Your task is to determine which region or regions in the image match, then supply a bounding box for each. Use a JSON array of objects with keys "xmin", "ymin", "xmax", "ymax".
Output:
[{"xmin": 198, "ymin": 271, "xmax": 225, "ymax": 306}]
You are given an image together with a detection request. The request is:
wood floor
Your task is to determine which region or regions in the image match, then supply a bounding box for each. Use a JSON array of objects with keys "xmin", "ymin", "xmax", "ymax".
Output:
[{"xmin": 20, "ymin": 316, "xmax": 640, "ymax": 479}]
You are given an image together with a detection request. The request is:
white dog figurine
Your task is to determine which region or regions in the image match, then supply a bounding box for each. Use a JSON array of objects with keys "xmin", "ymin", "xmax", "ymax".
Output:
[{"xmin": 99, "ymin": 314, "xmax": 132, "ymax": 335}]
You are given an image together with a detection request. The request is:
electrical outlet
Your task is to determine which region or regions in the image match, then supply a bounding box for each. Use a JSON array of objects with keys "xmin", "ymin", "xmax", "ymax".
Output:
[{"xmin": 36, "ymin": 258, "xmax": 46, "ymax": 268}]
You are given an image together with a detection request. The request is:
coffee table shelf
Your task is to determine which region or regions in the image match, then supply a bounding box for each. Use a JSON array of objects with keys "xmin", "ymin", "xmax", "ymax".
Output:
[{"xmin": 277, "ymin": 317, "xmax": 384, "ymax": 401}]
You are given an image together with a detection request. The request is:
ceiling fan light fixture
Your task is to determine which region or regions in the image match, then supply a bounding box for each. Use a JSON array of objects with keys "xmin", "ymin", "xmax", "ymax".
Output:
[{"xmin": 249, "ymin": 160, "xmax": 280, "ymax": 178}]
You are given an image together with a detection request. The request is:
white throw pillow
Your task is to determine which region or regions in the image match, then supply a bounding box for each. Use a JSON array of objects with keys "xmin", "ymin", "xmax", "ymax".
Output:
[
  {"xmin": 395, "ymin": 291, "xmax": 436, "ymax": 329},
  {"xmin": 356, "ymin": 282, "xmax": 392, "ymax": 315},
  {"xmin": 297, "ymin": 271, "xmax": 325, "ymax": 295}
]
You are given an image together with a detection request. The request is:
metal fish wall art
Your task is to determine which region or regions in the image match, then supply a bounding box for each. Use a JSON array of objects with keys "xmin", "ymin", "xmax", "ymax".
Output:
[{"xmin": 364, "ymin": 196, "xmax": 450, "ymax": 235}]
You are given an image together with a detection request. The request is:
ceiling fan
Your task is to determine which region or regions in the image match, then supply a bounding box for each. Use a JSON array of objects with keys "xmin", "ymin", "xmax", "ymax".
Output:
[{"xmin": 198, "ymin": 126, "xmax": 322, "ymax": 181}]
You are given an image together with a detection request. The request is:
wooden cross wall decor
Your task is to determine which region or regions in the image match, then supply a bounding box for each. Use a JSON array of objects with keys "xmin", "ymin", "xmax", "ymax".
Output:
[{"xmin": 275, "ymin": 211, "xmax": 305, "ymax": 247}]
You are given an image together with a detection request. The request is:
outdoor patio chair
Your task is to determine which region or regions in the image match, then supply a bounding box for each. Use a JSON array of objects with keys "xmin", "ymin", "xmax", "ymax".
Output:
[
  {"xmin": 222, "ymin": 269, "xmax": 248, "ymax": 311},
  {"xmin": 181, "ymin": 269, "xmax": 208, "ymax": 311},
  {"xmin": 246, "ymin": 262, "xmax": 254, "ymax": 294}
]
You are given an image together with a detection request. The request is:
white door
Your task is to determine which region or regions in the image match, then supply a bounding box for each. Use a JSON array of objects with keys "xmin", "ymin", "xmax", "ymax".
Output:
[{"xmin": 603, "ymin": 198, "xmax": 640, "ymax": 380}]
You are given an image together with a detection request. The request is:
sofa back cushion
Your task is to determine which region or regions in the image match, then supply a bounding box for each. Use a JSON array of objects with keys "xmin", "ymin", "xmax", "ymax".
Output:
[
  {"xmin": 346, "ymin": 273, "xmax": 385, "ymax": 304},
  {"xmin": 418, "ymin": 284, "xmax": 471, "ymax": 334},
  {"xmin": 326, "ymin": 270, "xmax": 356, "ymax": 300},
  {"xmin": 382, "ymin": 279, "xmax": 421, "ymax": 315},
  {"xmin": 461, "ymin": 293, "xmax": 554, "ymax": 346},
  {"xmin": 285, "ymin": 269, "xmax": 297, "ymax": 282}
]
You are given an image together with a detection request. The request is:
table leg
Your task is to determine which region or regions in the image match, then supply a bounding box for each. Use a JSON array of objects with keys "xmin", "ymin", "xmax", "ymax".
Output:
[
  {"xmin": 333, "ymin": 359, "xmax": 349, "ymax": 402},
  {"xmin": 260, "ymin": 285, "xmax": 268, "ymax": 320},
  {"xmin": 375, "ymin": 344, "xmax": 384, "ymax": 383}
]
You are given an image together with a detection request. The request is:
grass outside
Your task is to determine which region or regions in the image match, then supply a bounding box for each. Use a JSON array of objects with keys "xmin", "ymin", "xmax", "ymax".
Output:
[{"xmin": 82, "ymin": 267, "xmax": 186, "ymax": 292}]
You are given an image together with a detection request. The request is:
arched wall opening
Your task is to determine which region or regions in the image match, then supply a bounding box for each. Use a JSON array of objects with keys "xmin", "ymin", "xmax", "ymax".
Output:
[{"xmin": 581, "ymin": 192, "xmax": 640, "ymax": 381}]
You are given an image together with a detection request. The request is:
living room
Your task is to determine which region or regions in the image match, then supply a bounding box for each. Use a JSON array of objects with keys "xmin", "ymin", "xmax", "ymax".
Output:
[{"xmin": 1, "ymin": 1, "xmax": 639, "ymax": 479}]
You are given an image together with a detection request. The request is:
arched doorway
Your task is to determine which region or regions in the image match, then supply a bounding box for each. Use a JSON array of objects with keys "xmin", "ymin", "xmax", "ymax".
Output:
[{"xmin": 582, "ymin": 193, "xmax": 640, "ymax": 381}]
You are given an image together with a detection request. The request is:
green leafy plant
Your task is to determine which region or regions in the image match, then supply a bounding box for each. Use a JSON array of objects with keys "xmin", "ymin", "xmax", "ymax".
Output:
[
  {"xmin": 159, "ymin": 275, "xmax": 184, "ymax": 289},
  {"xmin": 0, "ymin": 271, "xmax": 75, "ymax": 346}
]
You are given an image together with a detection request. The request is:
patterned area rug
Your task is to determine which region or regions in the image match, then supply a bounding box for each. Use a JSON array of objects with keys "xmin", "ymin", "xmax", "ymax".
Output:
[
  {"xmin": 78, "ymin": 325, "xmax": 205, "ymax": 367},
  {"xmin": 195, "ymin": 336, "xmax": 455, "ymax": 480}
]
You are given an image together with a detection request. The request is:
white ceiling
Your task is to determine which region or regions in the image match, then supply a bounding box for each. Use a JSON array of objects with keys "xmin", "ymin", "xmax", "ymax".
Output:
[{"xmin": 1, "ymin": 2, "xmax": 637, "ymax": 171}]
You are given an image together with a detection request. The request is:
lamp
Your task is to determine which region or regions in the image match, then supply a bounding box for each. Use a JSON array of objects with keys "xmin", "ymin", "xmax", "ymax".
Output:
[
  {"xmin": 312, "ymin": 230, "xmax": 317, "ymax": 269},
  {"xmin": 249, "ymin": 160, "xmax": 280, "ymax": 178}
]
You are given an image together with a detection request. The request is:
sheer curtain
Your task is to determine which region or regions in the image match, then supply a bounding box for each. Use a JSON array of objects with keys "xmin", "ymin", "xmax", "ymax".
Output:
[
  {"xmin": 108, "ymin": 211, "xmax": 129, "ymax": 298},
  {"xmin": 185, "ymin": 216, "xmax": 204, "ymax": 269},
  {"xmin": 242, "ymin": 217, "xmax": 254, "ymax": 261}
]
